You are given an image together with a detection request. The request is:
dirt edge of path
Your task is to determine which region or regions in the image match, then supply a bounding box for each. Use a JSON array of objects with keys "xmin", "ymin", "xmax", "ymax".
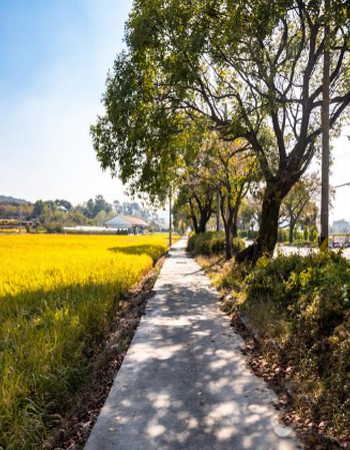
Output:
[
  {"xmin": 229, "ymin": 309, "xmax": 347, "ymax": 450},
  {"xmin": 45, "ymin": 254, "xmax": 167, "ymax": 450}
]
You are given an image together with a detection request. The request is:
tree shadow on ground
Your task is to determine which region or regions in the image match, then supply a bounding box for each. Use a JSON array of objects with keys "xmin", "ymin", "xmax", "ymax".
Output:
[{"xmin": 85, "ymin": 273, "xmax": 301, "ymax": 450}]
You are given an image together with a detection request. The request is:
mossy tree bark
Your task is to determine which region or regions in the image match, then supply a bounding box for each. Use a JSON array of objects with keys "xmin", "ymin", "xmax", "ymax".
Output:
[{"xmin": 236, "ymin": 182, "xmax": 289, "ymax": 263}]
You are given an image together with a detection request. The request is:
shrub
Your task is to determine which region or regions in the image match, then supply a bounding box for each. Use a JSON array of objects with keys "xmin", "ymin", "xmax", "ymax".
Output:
[
  {"xmin": 45, "ymin": 222, "xmax": 64, "ymax": 234},
  {"xmin": 238, "ymin": 230, "xmax": 248, "ymax": 239},
  {"xmin": 197, "ymin": 231, "xmax": 226, "ymax": 255},
  {"xmin": 239, "ymin": 229, "xmax": 258, "ymax": 239},
  {"xmin": 242, "ymin": 251, "xmax": 350, "ymax": 437},
  {"xmin": 187, "ymin": 231, "xmax": 244, "ymax": 256},
  {"xmin": 187, "ymin": 231, "xmax": 197, "ymax": 253},
  {"xmin": 198, "ymin": 245, "xmax": 350, "ymax": 439},
  {"xmin": 278, "ymin": 228, "xmax": 289, "ymax": 242},
  {"xmin": 232, "ymin": 237, "xmax": 245, "ymax": 254}
]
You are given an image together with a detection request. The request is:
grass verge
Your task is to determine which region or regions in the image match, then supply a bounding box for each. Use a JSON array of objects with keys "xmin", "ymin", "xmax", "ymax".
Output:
[{"xmin": 197, "ymin": 251, "xmax": 350, "ymax": 450}]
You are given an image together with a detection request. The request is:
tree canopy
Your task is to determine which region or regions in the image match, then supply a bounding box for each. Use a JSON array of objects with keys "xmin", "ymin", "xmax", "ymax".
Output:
[{"xmin": 92, "ymin": 0, "xmax": 350, "ymax": 259}]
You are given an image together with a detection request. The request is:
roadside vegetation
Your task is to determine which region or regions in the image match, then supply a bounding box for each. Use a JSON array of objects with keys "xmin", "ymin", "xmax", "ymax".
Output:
[
  {"xmin": 0, "ymin": 234, "xmax": 174, "ymax": 450},
  {"xmin": 196, "ymin": 249, "xmax": 350, "ymax": 444},
  {"xmin": 187, "ymin": 231, "xmax": 245, "ymax": 257}
]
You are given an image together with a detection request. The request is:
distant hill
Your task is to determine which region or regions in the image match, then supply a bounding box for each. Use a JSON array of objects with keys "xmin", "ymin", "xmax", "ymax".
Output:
[{"xmin": 0, "ymin": 195, "xmax": 28, "ymax": 205}]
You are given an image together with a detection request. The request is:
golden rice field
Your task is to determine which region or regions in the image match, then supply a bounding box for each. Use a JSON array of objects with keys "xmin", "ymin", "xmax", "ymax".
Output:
[{"xmin": 0, "ymin": 233, "xmax": 176, "ymax": 450}]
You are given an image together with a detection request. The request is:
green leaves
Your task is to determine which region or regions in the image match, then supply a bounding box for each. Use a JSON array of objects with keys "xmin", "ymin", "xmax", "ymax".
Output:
[
  {"xmin": 91, "ymin": 50, "xmax": 183, "ymax": 203},
  {"xmin": 91, "ymin": 0, "xmax": 350, "ymax": 255}
]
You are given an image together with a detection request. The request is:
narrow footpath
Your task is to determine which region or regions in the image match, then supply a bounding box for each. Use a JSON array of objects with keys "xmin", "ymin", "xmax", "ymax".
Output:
[{"xmin": 85, "ymin": 239, "xmax": 303, "ymax": 450}]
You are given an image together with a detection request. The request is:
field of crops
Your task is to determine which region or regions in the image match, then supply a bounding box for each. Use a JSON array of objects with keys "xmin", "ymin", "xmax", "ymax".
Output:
[{"xmin": 0, "ymin": 233, "xmax": 174, "ymax": 450}]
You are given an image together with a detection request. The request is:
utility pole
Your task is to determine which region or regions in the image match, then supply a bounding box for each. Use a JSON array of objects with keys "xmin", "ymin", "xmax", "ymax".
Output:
[
  {"xmin": 169, "ymin": 188, "xmax": 172, "ymax": 247},
  {"xmin": 320, "ymin": 0, "xmax": 330, "ymax": 252},
  {"xmin": 217, "ymin": 191, "xmax": 220, "ymax": 232}
]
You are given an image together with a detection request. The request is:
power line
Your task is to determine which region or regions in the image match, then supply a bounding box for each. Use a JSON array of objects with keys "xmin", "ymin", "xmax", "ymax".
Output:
[{"xmin": 334, "ymin": 182, "xmax": 350, "ymax": 189}]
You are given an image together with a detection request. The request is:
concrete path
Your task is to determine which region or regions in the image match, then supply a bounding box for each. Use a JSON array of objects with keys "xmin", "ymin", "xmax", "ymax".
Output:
[{"xmin": 85, "ymin": 239, "xmax": 303, "ymax": 450}]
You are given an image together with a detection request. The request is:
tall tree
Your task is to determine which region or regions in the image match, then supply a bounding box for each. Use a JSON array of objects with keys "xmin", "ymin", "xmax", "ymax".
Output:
[
  {"xmin": 175, "ymin": 179, "xmax": 214, "ymax": 235},
  {"xmin": 113, "ymin": 200, "xmax": 122, "ymax": 214},
  {"xmin": 92, "ymin": 0, "xmax": 350, "ymax": 260},
  {"xmin": 84, "ymin": 199, "xmax": 95, "ymax": 219},
  {"xmin": 206, "ymin": 137, "xmax": 257, "ymax": 259},
  {"xmin": 92, "ymin": 195, "xmax": 112, "ymax": 217},
  {"xmin": 33, "ymin": 200, "xmax": 46, "ymax": 218}
]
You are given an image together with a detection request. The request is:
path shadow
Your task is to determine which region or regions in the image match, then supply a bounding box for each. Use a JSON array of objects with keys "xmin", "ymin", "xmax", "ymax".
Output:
[{"xmin": 86, "ymin": 273, "xmax": 300, "ymax": 450}]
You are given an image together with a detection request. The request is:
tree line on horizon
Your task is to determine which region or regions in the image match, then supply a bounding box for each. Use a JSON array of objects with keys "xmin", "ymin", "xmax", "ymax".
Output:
[{"xmin": 0, "ymin": 195, "xmax": 160, "ymax": 232}]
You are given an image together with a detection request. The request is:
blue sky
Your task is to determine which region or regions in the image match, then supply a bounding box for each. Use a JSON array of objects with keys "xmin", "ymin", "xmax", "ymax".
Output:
[
  {"xmin": 0, "ymin": 0, "xmax": 133, "ymax": 206},
  {"xmin": 0, "ymin": 0, "xmax": 349, "ymax": 221}
]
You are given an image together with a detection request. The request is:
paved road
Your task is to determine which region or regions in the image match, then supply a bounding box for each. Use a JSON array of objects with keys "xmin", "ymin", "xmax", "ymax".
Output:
[
  {"xmin": 85, "ymin": 239, "xmax": 303, "ymax": 450},
  {"xmin": 246, "ymin": 239, "xmax": 350, "ymax": 259},
  {"xmin": 279, "ymin": 244, "xmax": 350, "ymax": 259}
]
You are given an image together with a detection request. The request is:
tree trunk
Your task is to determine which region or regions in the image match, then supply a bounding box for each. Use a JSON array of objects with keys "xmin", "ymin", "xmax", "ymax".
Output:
[
  {"xmin": 224, "ymin": 223, "xmax": 233, "ymax": 260},
  {"xmin": 231, "ymin": 207, "xmax": 239, "ymax": 239},
  {"xmin": 221, "ymin": 197, "xmax": 234, "ymax": 260},
  {"xmin": 289, "ymin": 220, "xmax": 295, "ymax": 244},
  {"xmin": 192, "ymin": 193, "xmax": 213, "ymax": 234},
  {"xmin": 191, "ymin": 214, "xmax": 199, "ymax": 234},
  {"xmin": 198, "ymin": 213, "xmax": 208, "ymax": 233},
  {"xmin": 216, "ymin": 191, "xmax": 221, "ymax": 232},
  {"xmin": 236, "ymin": 186, "xmax": 283, "ymax": 263},
  {"xmin": 257, "ymin": 191, "xmax": 281, "ymax": 253},
  {"xmin": 191, "ymin": 218, "xmax": 199, "ymax": 234},
  {"xmin": 189, "ymin": 199, "xmax": 200, "ymax": 234}
]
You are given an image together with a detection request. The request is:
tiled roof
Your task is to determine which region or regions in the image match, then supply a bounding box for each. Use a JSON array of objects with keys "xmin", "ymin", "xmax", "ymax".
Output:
[{"xmin": 120, "ymin": 215, "xmax": 149, "ymax": 227}]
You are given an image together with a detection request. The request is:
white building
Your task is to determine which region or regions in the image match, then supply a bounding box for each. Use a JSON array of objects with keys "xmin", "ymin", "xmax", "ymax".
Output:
[{"xmin": 105, "ymin": 215, "xmax": 149, "ymax": 234}]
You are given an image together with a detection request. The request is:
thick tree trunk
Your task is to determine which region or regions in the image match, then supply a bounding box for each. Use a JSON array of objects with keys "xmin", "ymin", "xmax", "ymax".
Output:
[
  {"xmin": 198, "ymin": 213, "xmax": 208, "ymax": 233},
  {"xmin": 236, "ymin": 187, "xmax": 283, "ymax": 263},
  {"xmin": 189, "ymin": 199, "xmax": 200, "ymax": 234},
  {"xmin": 257, "ymin": 192, "xmax": 281, "ymax": 253},
  {"xmin": 192, "ymin": 193, "xmax": 213, "ymax": 234},
  {"xmin": 192, "ymin": 216, "xmax": 199, "ymax": 234},
  {"xmin": 225, "ymin": 224, "xmax": 233, "ymax": 260}
]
